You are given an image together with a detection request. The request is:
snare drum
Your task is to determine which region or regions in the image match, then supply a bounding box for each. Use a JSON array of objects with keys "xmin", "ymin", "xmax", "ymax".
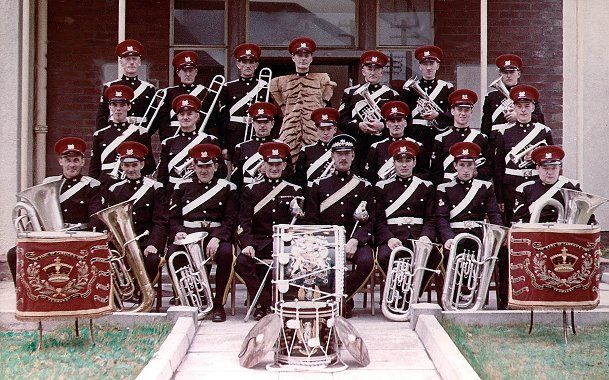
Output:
[{"xmin": 275, "ymin": 300, "xmax": 339, "ymax": 367}]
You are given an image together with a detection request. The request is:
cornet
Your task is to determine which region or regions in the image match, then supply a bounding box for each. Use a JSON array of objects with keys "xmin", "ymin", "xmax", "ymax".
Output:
[
  {"xmin": 508, "ymin": 141, "xmax": 547, "ymax": 168},
  {"xmin": 174, "ymin": 158, "xmax": 194, "ymax": 180}
]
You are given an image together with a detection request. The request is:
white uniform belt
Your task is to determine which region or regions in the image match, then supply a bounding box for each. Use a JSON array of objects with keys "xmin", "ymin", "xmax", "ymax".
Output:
[
  {"xmin": 127, "ymin": 116, "xmax": 147, "ymax": 124},
  {"xmin": 387, "ymin": 217, "xmax": 424, "ymax": 225},
  {"xmin": 230, "ymin": 116, "xmax": 247, "ymax": 123},
  {"xmin": 169, "ymin": 176, "xmax": 185, "ymax": 184},
  {"xmin": 183, "ymin": 220, "xmax": 221, "ymax": 228},
  {"xmin": 450, "ymin": 221, "xmax": 483, "ymax": 229},
  {"xmin": 505, "ymin": 168, "xmax": 538, "ymax": 177}
]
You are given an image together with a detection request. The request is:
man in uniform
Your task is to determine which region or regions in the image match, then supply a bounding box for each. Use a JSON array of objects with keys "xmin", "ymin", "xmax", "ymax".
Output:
[
  {"xmin": 90, "ymin": 84, "xmax": 155, "ymax": 185},
  {"xmin": 167, "ymin": 144, "xmax": 238, "ymax": 322},
  {"xmin": 481, "ymin": 54, "xmax": 544, "ymax": 136},
  {"xmin": 106, "ymin": 141, "xmax": 168, "ymax": 281},
  {"xmin": 293, "ymin": 107, "xmax": 338, "ymax": 189},
  {"xmin": 236, "ymin": 141, "xmax": 302, "ymax": 320},
  {"xmin": 218, "ymin": 43, "xmax": 269, "ymax": 159},
  {"xmin": 364, "ymin": 100, "xmax": 429, "ymax": 184},
  {"xmin": 491, "ymin": 85, "xmax": 553, "ymax": 224},
  {"xmin": 430, "ymin": 89, "xmax": 491, "ymax": 185},
  {"xmin": 96, "ymin": 39, "xmax": 156, "ymax": 131},
  {"xmin": 401, "ymin": 45, "xmax": 454, "ymax": 153},
  {"xmin": 339, "ymin": 50, "xmax": 398, "ymax": 173},
  {"xmin": 7, "ymin": 137, "xmax": 104, "ymax": 284},
  {"xmin": 306, "ymin": 134, "xmax": 375, "ymax": 318},
  {"xmin": 270, "ymin": 37, "xmax": 336, "ymax": 163}
]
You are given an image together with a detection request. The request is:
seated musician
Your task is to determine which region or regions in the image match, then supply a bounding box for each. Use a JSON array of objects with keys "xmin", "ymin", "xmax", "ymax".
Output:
[
  {"xmin": 106, "ymin": 141, "xmax": 168, "ymax": 282},
  {"xmin": 90, "ymin": 84, "xmax": 155, "ymax": 186},
  {"xmin": 7, "ymin": 137, "xmax": 104, "ymax": 284},
  {"xmin": 306, "ymin": 134, "xmax": 375, "ymax": 318},
  {"xmin": 513, "ymin": 145, "xmax": 595, "ymax": 224},
  {"xmin": 236, "ymin": 141, "xmax": 302, "ymax": 320},
  {"xmin": 157, "ymin": 94, "xmax": 225, "ymax": 196},
  {"xmin": 374, "ymin": 139, "xmax": 437, "ymax": 278},
  {"xmin": 167, "ymin": 143, "xmax": 238, "ymax": 322}
]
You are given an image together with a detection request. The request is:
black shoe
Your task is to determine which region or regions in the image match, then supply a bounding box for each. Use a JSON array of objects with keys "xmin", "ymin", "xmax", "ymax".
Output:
[
  {"xmin": 212, "ymin": 306, "xmax": 226, "ymax": 322},
  {"xmin": 254, "ymin": 306, "xmax": 271, "ymax": 321}
]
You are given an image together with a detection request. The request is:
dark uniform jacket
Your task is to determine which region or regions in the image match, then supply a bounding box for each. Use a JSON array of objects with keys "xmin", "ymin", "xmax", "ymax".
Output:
[
  {"xmin": 107, "ymin": 177, "xmax": 169, "ymax": 252},
  {"xmin": 96, "ymin": 75, "xmax": 156, "ymax": 131},
  {"xmin": 374, "ymin": 175, "xmax": 436, "ymax": 245},
  {"xmin": 481, "ymin": 87, "xmax": 545, "ymax": 136},
  {"xmin": 293, "ymin": 140, "xmax": 332, "ymax": 188},
  {"xmin": 306, "ymin": 171, "xmax": 374, "ymax": 245},
  {"xmin": 430, "ymin": 127, "xmax": 492, "ymax": 185},
  {"xmin": 168, "ymin": 177, "xmax": 238, "ymax": 242},
  {"xmin": 232, "ymin": 136, "xmax": 293, "ymax": 189},
  {"xmin": 364, "ymin": 136, "xmax": 428, "ymax": 184},
  {"xmin": 436, "ymin": 179, "xmax": 503, "ymax": 242},
  {"xmin": 90, "ymin": 121, "xmax": 155, "ymax": 180},
  {"xmin": 238, "ymin": 178, "xmax": 302, "ymax": 253}
]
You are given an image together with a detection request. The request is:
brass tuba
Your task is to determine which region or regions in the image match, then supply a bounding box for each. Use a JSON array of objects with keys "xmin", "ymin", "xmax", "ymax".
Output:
[
  {"xmin": 529, "ymin": 197, "xmax": 565, "ymax": 223},
  {"xmin": 560, "ymin": 188, "xmax": 608, "ymax": 225},
  {"xmin": 13, "ymin": 180, "xmax": 64, "ymax": 233},
  {"xmin": 381, "ymin": 239, "xmax": 439, "ymax": 321},
  {"xmin": 93, "ymin": 200, "xmax": 155, "ymax": 313}
]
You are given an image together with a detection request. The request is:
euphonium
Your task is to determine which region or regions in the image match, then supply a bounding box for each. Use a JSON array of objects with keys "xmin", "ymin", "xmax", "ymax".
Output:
[
  {"xmin": 12, "ymin": 179, "xmax": 64, "ymax": 233},
  {"xmin": 93, "ymin": 200, "xmax": 155, "ymax": 313},
  {"xmin": 403, "ymin": 75, "xmax": 444, "ymax": 130},
  {"xmin": 381, "ymin": 239, "xmax": 439, "ymax": 321},
  {"xmin": 441, "ymin": 232, "xmax": 483, "ymax": 311},
  {"xmin": 560, "ymin": 188, "xmax": 608, "ymax": 225}
]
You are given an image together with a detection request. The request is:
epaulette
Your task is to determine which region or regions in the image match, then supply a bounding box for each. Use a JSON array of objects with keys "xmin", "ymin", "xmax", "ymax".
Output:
[
  {"xmin": 161, "ymin": 135, "xmax": 179, "ymax": 146},
  {"xmin": 474, "ymin": 179, "xmax": 492, "ymax": 188},
  {"xmin": 108, "ymin": 179, "xmax": 128, "ymax": 192},
  {"xmin": 343, "ymin": 84, "xmax": 360, "ymax": 93},
  {"xmin": 283, "ymin": 181, "xmax": 302, "ymax": 191},
  {"xmin": 515, "ymin": 180, "xmax": 535, "ymax": 192},
  {"xmin": 437, "ymin": 79, "xmax": 454, "ymax": 89},
  {"xmin": 93, "ymin": 125, "xmax": 112, "ymax": 136},
  {"xmin": 143, "ymin": 177, "xmax": 163, "ymax": 190},
  {"xmin": 42, "ymin": 175, "xmax": 62, "ymax": 184},
  {"xmin": 370, "ymin": 138, "xmax": 389, "ymax": 149},
  {"xmin": 434, "ymin": 129, "xmax": 452, "ymax": 142},
  {"xmin": 218, "ymin": 178, "xmax": 237, "ymax": 190},
  {"xmin": 375, "ymin": 178, "xmax": 392, "ymax": 189},
  {"xmin": 437, "ymin": 181, "xmax": 457, "ymax": 192}
]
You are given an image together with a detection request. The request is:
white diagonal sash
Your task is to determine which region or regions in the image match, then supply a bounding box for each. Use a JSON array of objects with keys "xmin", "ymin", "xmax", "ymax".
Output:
[
  {"xmin": 59, "ymin": 177, "xmax": 89, "ymax": 203},
  {"xmin": 427, "ymin": 82, "xmax": 444, "ymax": 103},
  {"xmin": 378, "ymin": 158, "xmax": 395, "ymax": 180},
  {"xmin": 100, "ymin": 124, "xmax": 139, "ymax": 162},
  {"xmin": 132, "ymin": 82, "xmax": 149, "ymax": 101},
  {"xmin": 182, "ymin": 182, "xmax": 224, "ymax": 215},
  {"xmin": 253, "ymin": 181, "xmax": 288, "ymax": 215},
  {"xmin": 385, "ymin": 176, "xmax": 422, "ymax": 218},
  {"xmin": 492, "ymin": 103, "xmax": 506, "ymax": 122},
  {"xmin": 229, "ymin": 81, "xmax": 266, "ymax": 117},
  {"xmin": 167, "ymin": 133, "xmax": 206, "ymax": 171},
  {"xmin": 129, "ymin": 181, "xmax": 153, "ymax": 205},
  {"xmin": 243, "ymin": 152, "xmax": 263, "ymax": 177},
  {"xmin": 307, "ymin": 150, "xmax": 332, "ymax": 179},
  {"xmin": 528, "ymin": 177, "xmax": 568, "ymax": 214},
  {"xmin": 442, "ymin": 131, "xmax": 477, "ymax": 170},
  {"xmin": 504, "ymin": 124, "xmax": 545, "ymax": 164},
  {"xmin": 320, "ymin": 177, "xmax": 359, "ymax": 212},
  {"xmin": 351, "ymin": 85, "xmax": 387, "ymax": 117},
  {"xmin": 450, "ymin": 181, "xmax": 483, "ymax": 219}
]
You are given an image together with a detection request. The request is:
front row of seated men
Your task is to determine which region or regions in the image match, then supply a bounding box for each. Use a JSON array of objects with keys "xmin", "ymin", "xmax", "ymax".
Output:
[{"xmin": 9, "ymin": 132, "xmax": 589, "ymax": 320}]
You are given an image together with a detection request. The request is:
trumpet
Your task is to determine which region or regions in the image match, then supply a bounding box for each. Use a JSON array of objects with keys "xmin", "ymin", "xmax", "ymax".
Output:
[
  {"xmin": 243, "ymin": 68, "xmax": 272, "ymax": 142},
  {"xmin": 174, "ymin": 158, "xmax": 194, "ymax": 180},
  {"xmin": 403, "ymin": 75, "xmax": 443, "ymax": 130},
  {"xmin": 489, "ymin": 76, "xmax": 514, "ymax": 118},
  {"xmin": 508, "ymin": 141, "xmax": 547, "ymax": 168}
]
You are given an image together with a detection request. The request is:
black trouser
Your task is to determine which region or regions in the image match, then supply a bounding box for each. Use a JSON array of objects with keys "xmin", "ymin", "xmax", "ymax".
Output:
[
  {"xmin": 6, "ymin": 246, "xmax": 16, "ymax": 285},
  {"xmin": 345, "ymin": 245, "xmax": 375, "ymax": 308},
  {"xmin": 235, "ymin": 243, "xmax": 274, "ymax": 309},
  {"xmin": 167, "ymin": 240, "xmax": 234, "ymax": 306},
  {"xmin": 496, "ymin": 246, "xmax": 509, "ymax": 309}
]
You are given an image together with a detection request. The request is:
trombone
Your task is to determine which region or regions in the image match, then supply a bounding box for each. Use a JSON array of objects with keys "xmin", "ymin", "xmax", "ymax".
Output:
[
  {"xmin": 140, "ymin": 88, "xmax": 168, "ymax": 134},
  {"xmin": 243, "ymin": 67, "xmax": 272, "ymax": 142}
]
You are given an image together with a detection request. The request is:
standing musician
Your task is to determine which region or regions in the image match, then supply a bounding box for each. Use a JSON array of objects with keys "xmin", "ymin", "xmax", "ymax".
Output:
[
  {"xmin": 96, "ymin": 39, "xmax": 156, "ymax": 131},
  {"xmin": 293, "ymin": 107, "xmax": 338, "ymax": 189},
  {"xmin": 338, "ymin": 50, "xmax": 398, "ymax": 173},
  {"xmin": 106, "ymin": 141, "xmax": 168, "ymax": 282},
  {"xmin": 481, "ymin": 54, "xmax": 545, "ymax": 136},
  {"xmin": 401, "ymin": 45, "xmax": 454, "ymax": 153},
  {"xmin": 157, "ymin": 94, "xmax": 225, "ymax": 195},
  {"xmin": 491, "ymin": 85, "xmax": 553, "ymax": 224},
  {"xmin": 236, "ymin": 141, "xmax": 302, "ymax": 320},
  {"xmin": 363, "ymin": 100, "xmax": 429, "ymax": 184},
  {"xmin": 167, "ymin": 144, "xmax": 238, "ymax": 322},
  {"xmin": 306, "ymin": 134, "xmax": 375, "ymax": 318},
  {"xmin": 374, "ymin": 140, "xmax": 437, "ymax": 278},
  {"xmin": 513, "ymin": 145, "xmax": 594, "ymax": 224},
  {"xmin": 270, "ymin": 37, "xmax": 336, "ymax": 163},
  {"xmin": 218, "ymin": 43, "xmax": 269, "ymax": 159},
  {"xmin": 7, "ymin": 138, "xmax": 104, "ymax": 284},
  {"xmin": 90, "ymin": 84, "xmax": 155, "ymax": 185},
  {"xmin": 430, "ymin": 89, "xmax": 491, "ymax": 185}
]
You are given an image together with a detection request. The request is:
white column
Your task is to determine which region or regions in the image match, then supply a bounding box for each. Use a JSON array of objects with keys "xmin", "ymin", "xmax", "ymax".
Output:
[{"xmin": 480, "ymin": 0, "xmax": 487, "ymax": 100}]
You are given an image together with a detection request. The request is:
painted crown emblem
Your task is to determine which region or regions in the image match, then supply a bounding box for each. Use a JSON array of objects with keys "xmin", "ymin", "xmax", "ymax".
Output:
[
  {"xmin": 257, "ymin": 108, "xmax": 265, "ymax": 115},
  {"xmin": 335, "ymin": 140, "xmax": 351, "ymax": 147},
  {"xmin": 300, "ymin": 42, "xmax": 307, "ymax": 48},
  {"xmin": 424, "ymin": 51, "xmax": 430, "ymax": 56},
  {"xmin": 201, "ymin": 151, "xmax": 208, "ymax": 158},
  {"xmin": 371, "ymin": 56, "xmax": 378, "ymax": 62},
  {"xmin": 399, "ymin": 146, "xmax": 407, "ymax": 152},
  {"xmin": 126, "ymin": 149, "xmax": 134, "ymax": 155},
  {"xmin": 44, "ymin": 257, "xmax": 73, "ymax": 284},
  {"xmin": 127, "ymin": 46, "xmax": 134, "ymax": 51},
  {"xmin": 545, "ymin": 152, "xmax": 553, "ymax": 158},
  {"xmin": 462, "ymin": 94, "xmax": 468, "ymax": 100},
  {"xmin": 185, "ymin": 56, "xmax": 191, "ymax": 62},
  {"xmin": 551, "ymin": 247, "xmax": 578, "ymax": 273}
]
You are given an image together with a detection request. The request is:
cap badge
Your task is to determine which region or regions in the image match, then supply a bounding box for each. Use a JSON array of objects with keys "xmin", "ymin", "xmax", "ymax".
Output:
[
  {"xmin": 127, "ymin": 46, "xmax": 134, "ymax": 52},
  {"xmin": 185, "ymin": 56, "xmax": 191, "ymax": 62},
  {"xmin": 272, "ymin": 149, "xmax": 279, "ymax": 155},
  {"xmin": 399, "ymin": 146, "xmax": 407, "ymax": 153},
  {"xmin": 322, "ymin": 114, "xmax": 329, "ymax": 120},
  {"xmin": 462, "ymin": 94, "xmax": 468, "ymax": 100},
  {"xmin": 519, "ymin": 91, "xmax": 526, "ymax": 97},
  {"xmin": 371, "ymin": 56, "xmax": 378, "ymax": 62},
  {"xmin": 182, "ymin": 100, "xmax": 190, "ymax": 106},
  {"xmin": 462, "ymin": 149, "xmax": 469, "ymax": 155},
  {"xmin": 505, "ymin": 60, "xmax": 511, "ymax": 66},
  {"xmin": 126, "ymin": 149, "xmax": 134, "ymax": 155},
  {"xmin": 257, "ymin": 108, "xmax": 265, "ymax": 115},
  {"xmin": 245, "ymin": 49, "xmax": 252, "ymax": 55},
  {"xmin": 115, "ymin": 91, "xmax": 122, "ymax": 97},
  {"xmin": 300, "ymin": 42, "xmax": 307, "ymax": 48},
  {"xmin": 67, "ymin": 144, "xmax": 75, "ymax": 150},
  {"xmin": 201, "ymin": 152, "xmax": 208, "ymax": 158},
  {"xmin": 545, "ymin": 153, "xmax": 553, "ymax": 158},
  {"xmin": 391, "ymin": 107, "xmax": 398, "ymax": 113},
  {"xmin": 424, "ymin": 51, "xmax": 430, "ymax": 56}
]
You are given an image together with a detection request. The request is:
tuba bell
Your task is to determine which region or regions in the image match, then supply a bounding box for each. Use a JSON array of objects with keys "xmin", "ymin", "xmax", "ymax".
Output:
[
  {"xmin": 529, "ymin": 197, "xmax": 565, "ymax": 223},
  {"xmin": 560, "ymin": 188, "xmax": 608, "ymax": 225},
  {"xmin": 93, "ymin": 200, "xmax": 155, "ymax": 313},
  {"xmin": 13, "ymin": 179, "xmax": 64, "ymax": 233}
]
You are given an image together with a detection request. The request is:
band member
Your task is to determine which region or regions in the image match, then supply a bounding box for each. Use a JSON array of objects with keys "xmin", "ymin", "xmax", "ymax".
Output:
[
  {"xmin": 513, "ymin": 145, "xmax": 594, "ymax": 224},
  {"xmin": 401, "ymin": 45, "xmax": 454, "ymax": 152},
  {"xmin": 363, "ymin": 100, "xmax": 429, "ymax": 184},
  {"xmin": 153, "ymin": 51, "xmax": 215, "ymax": 142},
  {"xmin": 232, "ymin": 102, "xmax": 292, "ymax": 189},
  {"xmin": 106, "ymin": 141, "xmax": 168, "ymax": 281},
  {"xmin": 90, "ymin": 84, "xmax": 155, "ymax": 184},
  {"xmin": 306, "ymin": 134, "xmax": 375, "ymax": 318},
  {"xmin": 491, "ymin": 85, "xmax": 553, "ymax": 224},
  {"xmin": 7, "ymin": 138, "xmax": 104, "ymax": 284},
  {"xmin": 270, "ymin": 37, "xmax": 336, "ymax": 163},
  {"xmin": 157, "ymin": 94, "xmax": 225, "ymax": 195},
  {"xmin": 481, "ymin": 54, "xmax": 545, "ymax": 136},
  {"xmin": 430, "ymin": 89, "xmax": 491, "ymax": 185},
  {"xmin": 338, "ymin": 50, "xmax": 398, "ymax": 173},
  {"xmin": 167, "ymin": 144, "xmax": 238, "ymax": 322},
  {"xmin": 218, "ymin": 43, "xmax": 269, "ymax": 159},
  {"xmin": 236, "ymin": 141, "xmax": 302, "ymax": 320},
  {"xmin": 293, "ymin": 107, "xmax": 338, "ymax": 189},
  {"xmin": 96, "ymin": 39, "xmax": 156, "ymax": 131},
  {"xmin": 374, "ymin": 140, "xmax": 436, "ymax": 276}
]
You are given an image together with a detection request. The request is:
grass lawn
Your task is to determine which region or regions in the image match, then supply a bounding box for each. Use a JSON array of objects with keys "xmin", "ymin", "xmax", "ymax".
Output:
[
  {"xmin": 443, "ymin": 322, "xmax": 609, "ymax": 380},
  {"xmin": 0, "ymin": 322, "xmax": 172, "ymax": 379}
]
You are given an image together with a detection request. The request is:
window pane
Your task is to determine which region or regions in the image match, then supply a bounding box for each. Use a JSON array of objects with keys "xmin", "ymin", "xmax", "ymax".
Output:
[
  {"xmin": 174, "ymin": 0, "xmax": 225, "ymax": 45},
  {"xmin": 378, "ymin": 0, "xmax": 432, "ymax": 46},
  {"xmin": 249, "ymin": 0, "xmax": 356, "ymax": 46}
]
